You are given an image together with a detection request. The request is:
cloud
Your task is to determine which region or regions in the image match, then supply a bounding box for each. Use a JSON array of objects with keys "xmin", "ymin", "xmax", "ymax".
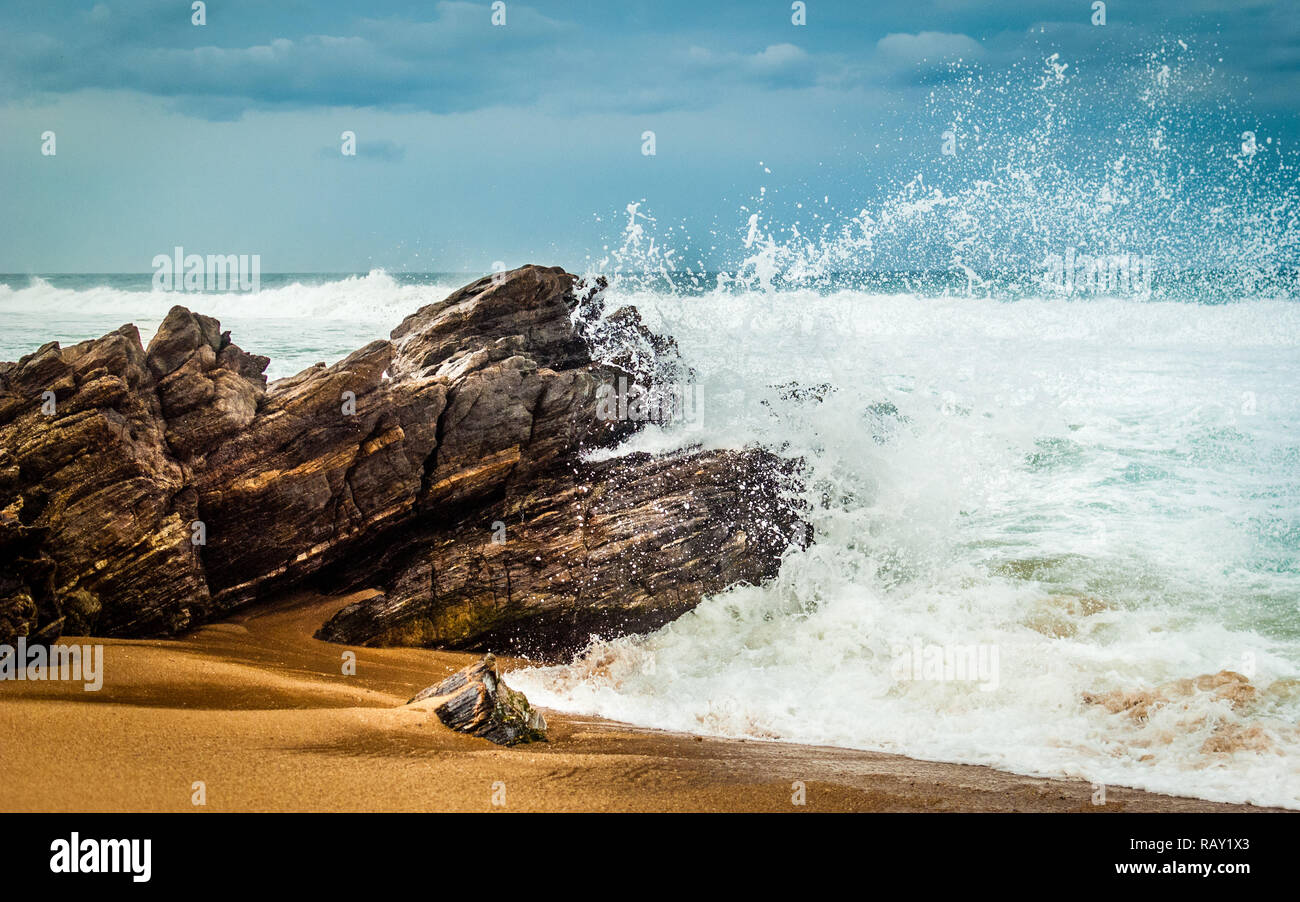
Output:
[
  {"xmin": 877, "ymin": 31, "xmax": 983, "ymax": 65},
  {"xmin": 868, "ymin": 31, "xmax": 986, "ymax": 85},
  {"xmin": 2, "ymin": 0, "xmax": 1298, "ymax": 120},
  {"xmin": 0, "ymin": 2, "xmax": 574, "ymax": 118},
  {"xmin": 684, "ymin": 43, "xmax": 826, "ymax": 89}
]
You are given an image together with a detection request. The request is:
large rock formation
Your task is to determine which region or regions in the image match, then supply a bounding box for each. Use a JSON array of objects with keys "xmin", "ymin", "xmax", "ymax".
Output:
[{"xmin": 0, "ymin": 266, "xmax": 806, "ymax": 659}]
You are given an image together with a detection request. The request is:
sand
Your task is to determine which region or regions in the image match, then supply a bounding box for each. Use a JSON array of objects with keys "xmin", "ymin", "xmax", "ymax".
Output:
[{"xmin": 0, "ymin": 592, "xmax": 1276, "ymax": 812}]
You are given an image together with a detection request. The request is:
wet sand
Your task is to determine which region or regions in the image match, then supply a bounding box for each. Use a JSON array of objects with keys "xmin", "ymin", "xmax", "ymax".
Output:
[{"xmin": 0, "ymin": 592, "xmax": 1276, "ymax": 812}]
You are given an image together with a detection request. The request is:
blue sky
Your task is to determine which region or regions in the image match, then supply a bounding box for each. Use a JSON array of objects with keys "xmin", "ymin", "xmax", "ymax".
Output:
[{"xmin": 1, "ymin": 0, "xmax": 1297, "ymax": 273}]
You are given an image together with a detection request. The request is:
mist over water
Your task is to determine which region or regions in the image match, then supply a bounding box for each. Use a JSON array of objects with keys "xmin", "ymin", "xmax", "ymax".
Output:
[{"xmin": 3, "ymin": 47, "xmax": 1298, "ymax": 806}]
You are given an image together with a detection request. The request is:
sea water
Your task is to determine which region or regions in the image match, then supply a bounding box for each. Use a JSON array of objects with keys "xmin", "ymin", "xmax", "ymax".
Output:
[
  {"xmin": 511, "ymin": 51, "xmax": 1300, "ymax": 808},
  {"xmin": 517, "ymin": 284, "xmax": 1300, "ymax": 810}
]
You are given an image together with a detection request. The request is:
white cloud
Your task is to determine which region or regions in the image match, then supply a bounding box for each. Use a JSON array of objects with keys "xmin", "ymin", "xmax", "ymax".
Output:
[{"xmin": 875, "ymin": 31, "xmax": 985, "ymax": 65}]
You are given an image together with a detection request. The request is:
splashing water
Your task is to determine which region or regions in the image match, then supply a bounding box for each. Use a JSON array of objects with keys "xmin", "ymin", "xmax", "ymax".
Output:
[{"xmin": 515, "ymin": 49, "xmax": 1300, "ymax": 808}]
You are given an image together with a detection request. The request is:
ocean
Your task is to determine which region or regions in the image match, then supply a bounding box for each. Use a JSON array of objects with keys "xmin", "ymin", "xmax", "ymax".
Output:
[
  {"xmin": 518, "ymin": 279, "xmax": 1300, "ymax": 811},
  {"xmin": 0, "ymin": 272, "xmax": 459, "ymax": 380}
]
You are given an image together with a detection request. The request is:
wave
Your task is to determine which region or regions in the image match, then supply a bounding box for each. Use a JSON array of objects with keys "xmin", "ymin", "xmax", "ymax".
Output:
[
  {"xmin": 514, "ymin": 45, "xmax": 1300, "ymax": 809},
  {"xmin": 590, "ymin": 47, "xmax": 1300, "ymax": 303},
  {"xmin": 0, "ymin": 270, "xmax": 463, "ymax": 378},
  {"xmin": 516, "ymin": 284, "xmax": 1300, "ymax": 809},
  {"xmin": 0, "ymin": 270, "xmax": 457, "ymax": 322}
]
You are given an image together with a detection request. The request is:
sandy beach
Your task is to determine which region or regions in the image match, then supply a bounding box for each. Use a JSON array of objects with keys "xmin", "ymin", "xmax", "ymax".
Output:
[{"xmin": 0, "ymin": 593, "xmax": 1274, "ymax": 813}]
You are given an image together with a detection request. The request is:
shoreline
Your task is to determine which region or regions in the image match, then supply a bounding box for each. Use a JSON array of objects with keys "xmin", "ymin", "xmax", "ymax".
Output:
[{"xmin": 0, "ymin": 592, "xmax": 1281, "ymax": 813}]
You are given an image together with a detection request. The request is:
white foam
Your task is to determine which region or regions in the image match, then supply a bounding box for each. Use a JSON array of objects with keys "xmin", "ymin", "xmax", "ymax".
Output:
[
  {"xmin": 0, "ymin": 271, "xmax": 462, "ymax": 378},
  {"xmin": 515, "ymin": 286, "xmax": 1300, "ymax": 809},
  {"xmin": 0, "ymin": 270, "xmax": 454, "ymax": 322}
]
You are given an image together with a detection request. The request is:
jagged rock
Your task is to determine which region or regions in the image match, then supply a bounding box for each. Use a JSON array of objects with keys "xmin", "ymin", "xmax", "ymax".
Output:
[
  {"xmin": 0, "ymin": 325, "xmax": 209, "ymax": 639},
  {"xmin": 407, "ymin": 653, "xmax": 546, "ymax": 746},
  {"xmin": 388, "ymin": 266, "xmax": 592, "ymax": 379},
  {"xmin": 0, "ymin": 265, "xmax": 809, "ymax": 655},
  {"xmin": 190, "ymin": 268, "xmax": 635, "ymax": 612},
  {"xmin": 193, "ymin": 339, "xmax": 447, "ymax": 610},
  {"xmin": 146, "ymin": 306, "xmax": 269, "ymax": 462},
  {"xmin": 317, "ymin": 446, "xmax": 805, "ymax": 659}
]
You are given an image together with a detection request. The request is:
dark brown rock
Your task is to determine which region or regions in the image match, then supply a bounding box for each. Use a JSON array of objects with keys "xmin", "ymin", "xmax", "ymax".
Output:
[
  {"xmin": 145, "ymin": 306, "xmax": 269, "ymax": 462},
  {"xmin": 388, "ymin": 266, "xmax": 591, "ymax": 379},
  {"xmin": 317, "ymin": 446, "xmax": 805, "ymax": 659},
  {"xmin": 192, "ymin": 266, "xmax": 626, "ymax": 612},
  {"xmin": 407, "ymin": 653, "xmax": 546, "ymax": 746},
  {"xmin": 0, "ymin": 519, "xmax": 51, "ymax": 644},
  {"xmin": 193, "ymin": 339, "xmax": 447, "ymax": 610}
]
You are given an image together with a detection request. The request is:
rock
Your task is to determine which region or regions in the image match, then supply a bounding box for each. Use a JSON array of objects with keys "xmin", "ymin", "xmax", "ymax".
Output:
[
  {"xmin": 408, "ymin": 653, "xmax": 547, "ymax": 745},
  {"xmin": 193, "ymin": 265, "xmax": 634, "ymax": 612},
  {"xmin": 317, "ymin": 446, "xmax": 805, "ymax": 659},
  {"xmin": 0, "ymin": 264, "xmax": 808, "ymax": 656},
  {"xmin": 0, "ymin": 519, "xmax": 55, "ymax": 645},
  {"xmin": 388, "ymin": 266, "xmax": 592, "ymax": 379},
  {"xmin": 146, "ymin": 306, "xmax": 269, "ymax": 463},
  {"xmin": 0, "ymin": 324, "xmax": 210, "ymax": 638},
  {"xmin": 193, "ymin": 339, "xmax": 446, "ymax": 611}
]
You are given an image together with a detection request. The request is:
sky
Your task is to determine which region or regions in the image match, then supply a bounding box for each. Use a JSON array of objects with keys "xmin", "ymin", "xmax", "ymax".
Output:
[{"xmin": 1, "ymin": 0, "xmax": 1297, "ymax": 273}]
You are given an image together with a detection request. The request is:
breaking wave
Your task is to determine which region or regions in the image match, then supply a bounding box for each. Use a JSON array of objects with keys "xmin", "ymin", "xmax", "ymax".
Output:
[{"xmin": 512, "ymin": 47, "xmax": 1300, "ymax": 809}]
